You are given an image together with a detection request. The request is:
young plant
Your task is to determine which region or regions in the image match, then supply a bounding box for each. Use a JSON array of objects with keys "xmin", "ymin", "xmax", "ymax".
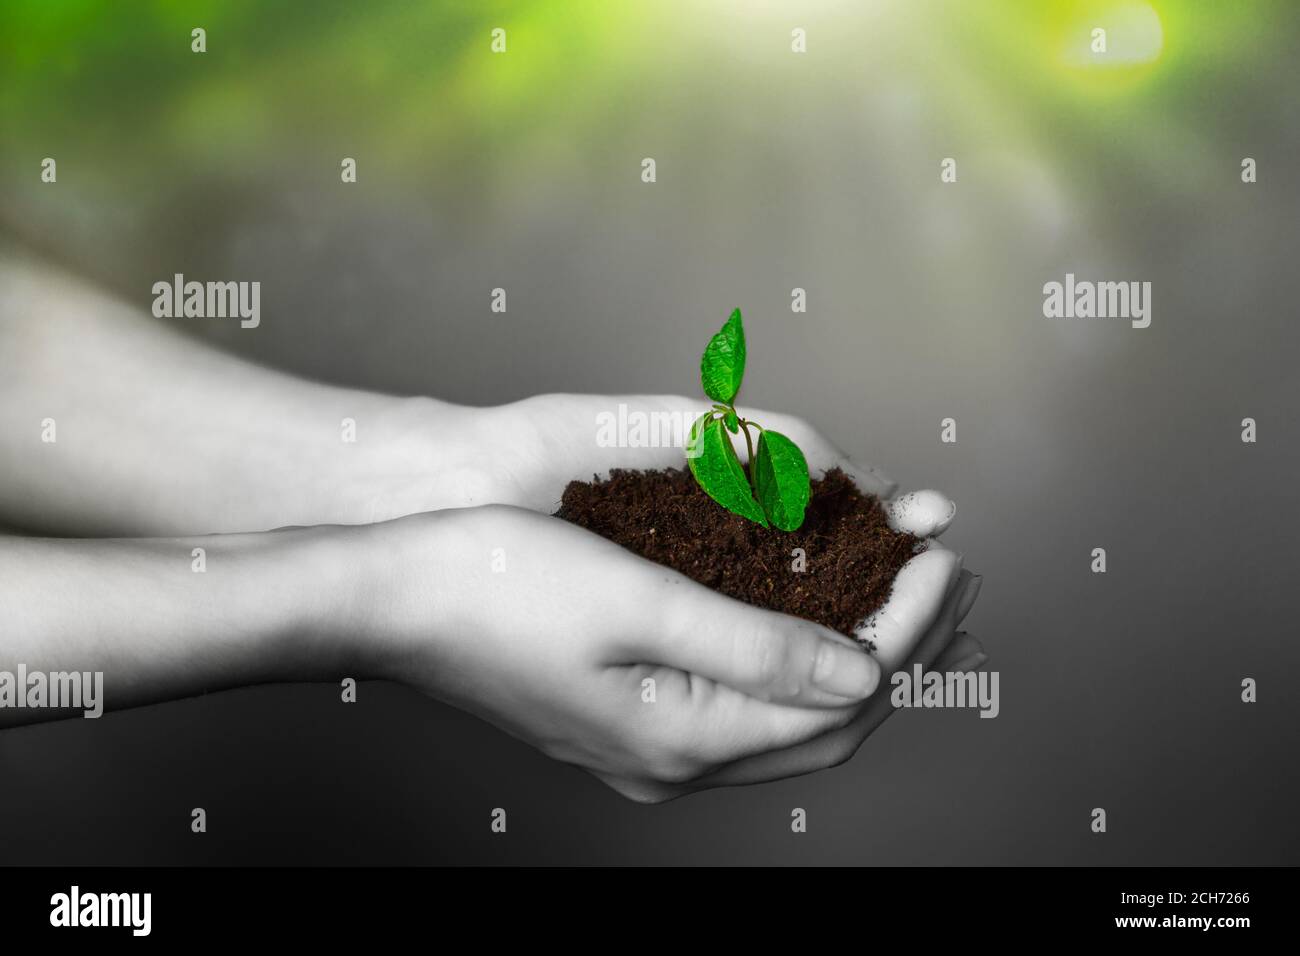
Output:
[{"xmin": 687, "ymin": 308, "xmax": 811, "ymax": 531}]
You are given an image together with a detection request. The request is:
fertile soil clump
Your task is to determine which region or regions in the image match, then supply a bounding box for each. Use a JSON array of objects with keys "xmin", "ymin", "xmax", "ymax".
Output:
[{"xmin": 555, "ymin": 466, "xmax": 920, "ymax": 640}]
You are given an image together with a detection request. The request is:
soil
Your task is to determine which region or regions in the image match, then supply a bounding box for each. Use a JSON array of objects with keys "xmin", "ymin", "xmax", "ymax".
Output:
[{"xmin": 554, "ymin": 467, "xmax": 921, "ymax": 642}]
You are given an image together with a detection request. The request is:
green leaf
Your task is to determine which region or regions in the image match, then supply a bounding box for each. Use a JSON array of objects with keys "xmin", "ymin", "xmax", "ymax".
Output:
[
  {"xmin": 723, "ymin": 410, "xmax": 739, "ymax": 433},
  {"xmin": 687, "ymin": 414, "xmax": 768, "ymax": 527},
  {"xmin": 753, "ymin": 429, "xmax": 811, "ymax": 531},
  {"xmin": 700, "ymin": 308, "xmax": 746, "ymax": 404}
]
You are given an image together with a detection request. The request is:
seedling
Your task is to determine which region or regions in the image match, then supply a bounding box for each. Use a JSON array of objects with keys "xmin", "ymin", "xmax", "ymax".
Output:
[{"xmin": 687, "ymin": 308, "xmax": 811, "ymax": 531}]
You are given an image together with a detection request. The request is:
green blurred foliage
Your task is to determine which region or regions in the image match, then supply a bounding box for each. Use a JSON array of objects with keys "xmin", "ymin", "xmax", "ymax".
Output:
[
  {"xmin": 0, "ymin": 0, "xmax": 643, "ymax": 185},
  {"xmin": 1, "ymin": 0, "xmax": 1295, "ymax": 217}
]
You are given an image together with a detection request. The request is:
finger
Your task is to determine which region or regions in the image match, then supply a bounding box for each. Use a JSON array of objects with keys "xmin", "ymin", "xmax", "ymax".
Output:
[
  {"xmin": 933, "ymin": 631, "xmax": 987, "ymax": 672},
  {"xmin": 599, "ymin": 673, "xmax": 858, "ymax": 793},
  {"xmin": 714, "ymin": 568, "xmax": 979, "ymax": 771},
  {"xmin": 692, "ymin": 575, "xmax": 982, "ymax": 790},
  {"xmin": 856, "ymin": 548, "xmax": 963, "ymax": 672},
  {"xmin": 954, "ymin": 573, "xmax": 982, "ymax": 626},
  {"xmin": 870, "ymin": 626, "xmax": 988, "ymax": 725},
  {"xmin": 681, "ymin": 685, "xmax": 862, "ymax": 765},
  {"xmin": 630, "ymin": 580, "xmax": 883, "ymax": 707},
  {"xmin": 737, "ymin": 568, "xmax": 972, "ymax": 781},
  {"xmin": 812, "ymin": 574, "xmax": 980, "ymax": 748},
  {"xmin": 694, "ymin": 635, "xmax": 988, "ymax": 791},
  {"xmin": 904, "ymin": 572, "xmax": 979, "ymax": 673},
  {"xmin": 884, "ymin": 489, "xmax": 957, "ymax": 537}
]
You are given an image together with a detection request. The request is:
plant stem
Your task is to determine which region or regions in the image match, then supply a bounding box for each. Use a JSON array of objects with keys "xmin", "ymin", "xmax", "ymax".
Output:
[{"xmin": 738, "ymin": 418, "xmax": 757, "ymax": 490}]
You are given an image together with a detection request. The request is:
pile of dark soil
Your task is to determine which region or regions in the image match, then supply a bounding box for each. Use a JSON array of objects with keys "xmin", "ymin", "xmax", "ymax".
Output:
[{"xmin": 555, "ymin": 467, "xmax": 920, "ymax": 640}]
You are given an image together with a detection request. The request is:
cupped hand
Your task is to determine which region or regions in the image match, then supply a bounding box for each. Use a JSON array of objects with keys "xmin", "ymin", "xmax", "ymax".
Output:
[
  {"xmin": 369, "ymin": 505, "xmax": 889, "ymax": 800},
  {"xmin": 372, "ymin": 393, "xmax": 984, "ymax": 800},
  {"xmin": 494, "ymin": 394, "xmax": 972, "ymax": 669},
  {"xmin": 661, "ymin": 570, "xmax": 985, "ymax": 798},
  {"xmin": 485, "ymin": 394, "xmax": 986, "ymax": 800}
]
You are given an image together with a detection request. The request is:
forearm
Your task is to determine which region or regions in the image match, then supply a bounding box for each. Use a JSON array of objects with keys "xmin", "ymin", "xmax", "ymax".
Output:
[
  {"xmin": 0, "ymin": 523, "xmax": 392, "ymax": 727},
  {"xmin": 0, "ymin": 252, "xmax": 492, "ymax": 535}
]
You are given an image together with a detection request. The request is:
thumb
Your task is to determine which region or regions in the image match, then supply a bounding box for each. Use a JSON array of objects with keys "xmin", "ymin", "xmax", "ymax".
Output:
[
  {"xmin": 628, "ymin": 578, "xmax": 882, "ymax": 707},
  {"xmin": 884, "ymin": 489, "xmax": 957, "ymax": 537}
]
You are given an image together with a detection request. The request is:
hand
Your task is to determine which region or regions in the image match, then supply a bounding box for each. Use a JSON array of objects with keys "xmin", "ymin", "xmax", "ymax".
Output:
[
  {"xmin": 366, "ymin": 394, "xmax": 984, "ymax": 800},
  {"xmin": 333, "ymin": 393, "xmax": 973, "ymax": 671},
  {"xmin": 486, "ymin": 393, "xmax": 977, "ymax": 673},
  {"xmin": 673, "ymin": 570, "xmax": 985, "ymax": 794},
  {"xmin": 483, "ymin": 394, "xmax": 987, "ymax": 799},
  {"xmin": 365, "ymin": 504, "xmax": 890, "ymax": 802}
]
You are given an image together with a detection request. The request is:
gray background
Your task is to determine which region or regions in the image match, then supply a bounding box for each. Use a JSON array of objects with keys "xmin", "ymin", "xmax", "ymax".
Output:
[{"xmin": 1, "ymin": 1, "xmax": 1297, "ymax": 864}]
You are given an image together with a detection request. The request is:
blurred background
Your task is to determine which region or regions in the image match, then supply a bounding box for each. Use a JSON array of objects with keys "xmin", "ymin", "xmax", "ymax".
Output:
[{"xmin": 1, "ymin": 0, "xmax": 1297, "ymax": 864}]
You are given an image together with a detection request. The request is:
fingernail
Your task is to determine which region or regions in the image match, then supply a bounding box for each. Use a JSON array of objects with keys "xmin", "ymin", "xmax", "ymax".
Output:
[{"xmin": 813, "ymin": 642, "xmax": 880, "ymax": 699}]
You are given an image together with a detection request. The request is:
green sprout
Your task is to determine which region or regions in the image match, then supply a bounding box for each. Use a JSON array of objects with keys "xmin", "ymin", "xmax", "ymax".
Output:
[{"xmin": 687, "ymin": 308, "xmax": 811, "ymax": 531}]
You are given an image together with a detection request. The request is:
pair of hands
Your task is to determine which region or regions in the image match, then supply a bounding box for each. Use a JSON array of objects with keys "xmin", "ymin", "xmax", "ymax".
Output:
[
  {"xmin": 0, "ymin": 263, "xmax": 983, "ymax": 799},
  {"xmin": 363, "ymin": 394, "xmax": 985, "ymax": 803}
]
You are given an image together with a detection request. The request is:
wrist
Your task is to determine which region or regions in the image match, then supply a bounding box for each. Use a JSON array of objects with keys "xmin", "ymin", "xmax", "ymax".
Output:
[
  {"xmin": 317, "ymin": 395, "xmax": 517, "ymax": 523},
  {"xmin": 297, "ymin": 511, "xmax": 470, "ymax": 688},
  {"xmin": 244, "ymin": 524, "xmax": 383, "ymax": 683}
]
